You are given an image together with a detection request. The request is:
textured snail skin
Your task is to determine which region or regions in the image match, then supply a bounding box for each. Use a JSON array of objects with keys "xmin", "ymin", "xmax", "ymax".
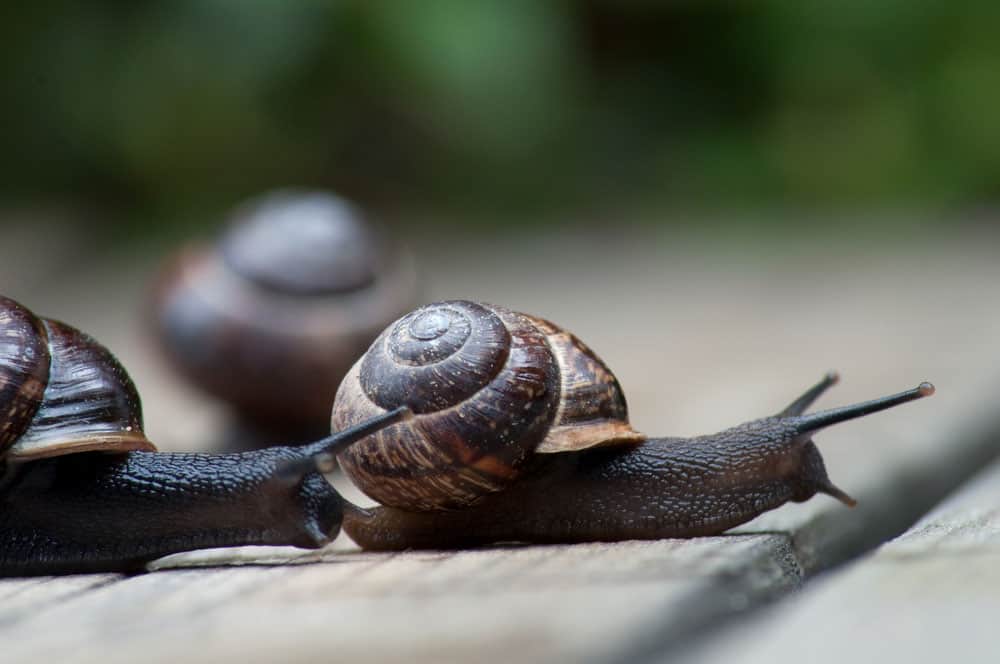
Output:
[
  {"xmin": 343, "ymin": 424, "xmax": 829, "ymax": 550},
  {"xmin": 0, "ymin": 294, "xmax": 409, "ymax": 576},
  {"xmin": 0, "ymin": 449, "xmax": 341, "ymax": 576},
  {"xmin": 331, "ymin": 301, "xmax": 934, "ymax": 551},
  {"xmin": 0, "ymin": 407, "xmax": 409, "ymax": 578}
]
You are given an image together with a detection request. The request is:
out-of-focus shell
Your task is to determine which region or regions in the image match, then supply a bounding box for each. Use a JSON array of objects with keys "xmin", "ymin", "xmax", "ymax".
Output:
[{"xmin": 153, "ymin": 190, "xmax": 418, "ymax": 433}]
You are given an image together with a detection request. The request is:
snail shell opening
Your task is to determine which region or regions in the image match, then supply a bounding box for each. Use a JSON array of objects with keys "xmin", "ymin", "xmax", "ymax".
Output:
[{"xmin": 332, "ymin": 300, "xmax": 644, "ymax": 511}]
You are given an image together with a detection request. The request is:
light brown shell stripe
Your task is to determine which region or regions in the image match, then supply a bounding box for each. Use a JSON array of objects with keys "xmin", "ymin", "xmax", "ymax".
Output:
[
  {"xmin": 9, "ymin": 318, "xmax": 156, "ymax": 460},
  {"xmin": 524, "ymin": 314, "xmax": 645, "ymax": 453},
  {"xmin": 334, "ymin": 365, "xmax": 517, "ymax": 510},
  {"xmin": 8, "ymin": 433, "xmax": 156, "ymax": 461},
  {"xmin": 334, "ymin": 304, "xmax": 561, "ymax": 511},
  {"xmin": 332, "ymin": 300, "xmax": 643, "ymax": 511}
]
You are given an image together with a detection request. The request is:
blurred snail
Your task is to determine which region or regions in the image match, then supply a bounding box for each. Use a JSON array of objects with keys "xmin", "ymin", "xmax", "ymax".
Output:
[
  {"xmin": 329, "ymin": 300, "xmax": 935, "ymax": 550},
  {"xmin": 0, "ymin": 295, "xmax": 410, "ymax": 576},
  {"xmin": 152, "ymin": 189, "xmax": 418, "ymax": 438}
]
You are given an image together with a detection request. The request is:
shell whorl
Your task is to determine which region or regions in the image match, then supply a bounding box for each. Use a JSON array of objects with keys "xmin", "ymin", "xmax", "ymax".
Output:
[
  {"xmin": 0, "ymin": 296, "xmax": 156, "ymax": 462},
  {"xmin": 359, "ymin": 302, "xmax": 514, "ymax": 414},
  {"xmin": 333, "ymin": 300, "xmax": 644, "ymax": 511}
]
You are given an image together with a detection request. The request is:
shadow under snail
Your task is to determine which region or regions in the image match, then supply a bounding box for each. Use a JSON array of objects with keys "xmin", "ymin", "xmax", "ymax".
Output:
[
  {"xmin": 151, "ymin": 189, "xmax": 418, "ymax": 440},
  {"xmin": 329, "ymin": 300, "xmax": 935, "ymax": 550},
  {"xmin": 0, "ymin": 295, "xmax": 410, "ymax": 576}
]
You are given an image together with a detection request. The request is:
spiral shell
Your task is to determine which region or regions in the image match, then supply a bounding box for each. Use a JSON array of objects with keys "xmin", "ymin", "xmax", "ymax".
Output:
[
  {"xmin": 0, "ymin": 296, "xmax": 155, "ymax": 462},
  {"xmin": 332, "ymin": 300, "xmax": 644, "ymax": 511},
  {"xmin": 153, "ymin": 190, "xmax": 418, "ymax": 432}
]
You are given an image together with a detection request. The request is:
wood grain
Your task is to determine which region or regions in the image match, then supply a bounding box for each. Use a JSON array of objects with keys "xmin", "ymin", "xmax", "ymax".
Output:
[
  {"xmin": 2, "ymin": 222, "xmax": 999, "ymax": 663},
  {"xmin": 680, "ymin": 460, "xmax": 1000, "ymax": 664}
]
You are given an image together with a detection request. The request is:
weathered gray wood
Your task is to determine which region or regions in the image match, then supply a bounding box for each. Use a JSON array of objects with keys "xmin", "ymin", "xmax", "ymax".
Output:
[
  {"xmin": 0, "ymin": 574, "xmax": 119, "ymax": 628},
  {"xmin": 2, "ymin": 225, "xmax": 1000, "ymax": 662},
  {"xmin": 678, "ymin": 458, "xmax": 1000, "ymax": 664},
  {"xmin": 4, "ymin": 538, "xmax": 802, "ymax": 664}
]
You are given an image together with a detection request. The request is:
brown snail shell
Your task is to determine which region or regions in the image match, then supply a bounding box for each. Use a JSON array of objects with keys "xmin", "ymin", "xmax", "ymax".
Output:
[
  {"xmin": 332, "ymin": 300, "xmax": 644, "ymax": 511},
  {"xmin": 152, "ymin": 190, "xmax": 419, "ymax": 434},
  {"xmin": 0, "ymin": 296, "xmax": 155, "ymax": 463},
  {"xmin": 0, "ymin": 294, "xmax": 423, "ymax": 575}
]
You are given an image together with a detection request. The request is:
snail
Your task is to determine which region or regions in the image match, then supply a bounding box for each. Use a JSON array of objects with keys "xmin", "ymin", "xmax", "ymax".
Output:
[
  {"xmin": 0, "ymin": 295, "xmax": 410, "ymax": 576},
  {"xmin": 151, "ymin": 189, "xmax": 418, "ymax": 439},
  {"xmin": 329, "ymin": 300, "xmax": 935, "ymax": 550}
]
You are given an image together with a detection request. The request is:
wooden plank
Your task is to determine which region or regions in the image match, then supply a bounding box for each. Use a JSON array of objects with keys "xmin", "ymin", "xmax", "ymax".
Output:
[
  {"xmin": 2, "ymin": 227, "xmax": 1000, "ymax": 662},
  {"xmin": 3, "ymin": 538, "xmax": 801, "ymax": 664},
  {"xmin": 1, "ymin": 567, "xmax": 297, "ymax": 662},
  {"xmin": 677, "ymin": 458, "xmax": 1000, "ymax": 664},
  {"xmin": 0, "ymin": 575, "xmax": 120, "ymax": 628}
]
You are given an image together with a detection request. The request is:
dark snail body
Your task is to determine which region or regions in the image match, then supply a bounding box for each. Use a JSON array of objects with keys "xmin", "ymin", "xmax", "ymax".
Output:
[
  {"xmin": 0, "ymin": 295, "xmax": 409, "ymax": 576},
  {"xmin": 343, "ymin": 438, "xmax": 811, "ymax": 550},
  {"xmin": 0, "ymin": 449, "xmax": 340, "ymax": 575},
  {"xmin": 331, "ymin": 301, "xmax": 935, "ymax": 551},
  {"xmin": 152, "ymin": 190, "xmax": 418, "ymax": 438}
]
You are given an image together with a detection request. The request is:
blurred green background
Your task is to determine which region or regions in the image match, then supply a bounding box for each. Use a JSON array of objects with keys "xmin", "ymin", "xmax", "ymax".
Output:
[{"xmin": 3, "ymin": 1, "xmax": 998, "ymax": 237}]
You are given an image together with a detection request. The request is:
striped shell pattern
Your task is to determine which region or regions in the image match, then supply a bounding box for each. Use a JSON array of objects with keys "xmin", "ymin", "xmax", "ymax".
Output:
[
  {"xmin": 0, "ymin": 296, "xmax": 155, "ymax": 463},
  {"xmin": 332, "ymin": 300, "xmax": 644, "ymax": 511}
]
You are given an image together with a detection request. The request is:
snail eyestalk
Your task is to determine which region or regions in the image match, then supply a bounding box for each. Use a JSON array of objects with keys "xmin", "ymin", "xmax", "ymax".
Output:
[
  {"xmin": 794, "ymin": 382, "xmax": 935, "ymax": 435},
  {"xmin": 780, "ymin": 371, "xmax": 840, "ymax": 417},
  {"xmin": 279, "ymin": 407, "xmax": 413, "ymax": 480},
  {"xmin": 322, "ymin": 299, "xmax": 941, "ymax": 551}
]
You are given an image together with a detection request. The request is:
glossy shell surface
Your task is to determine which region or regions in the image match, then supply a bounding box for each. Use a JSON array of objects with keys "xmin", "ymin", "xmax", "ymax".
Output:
[
  {"xmin": 0, "ymin": 296, "xmax": 155, "ymax": 462},
  {"xmin": 332, "ymin": 300, "xmax": 643, "ymax": 511}
]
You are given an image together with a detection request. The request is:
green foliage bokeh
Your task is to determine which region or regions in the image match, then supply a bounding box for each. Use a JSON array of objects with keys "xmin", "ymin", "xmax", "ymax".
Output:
[{"xmin": 2, "ymin": 1, "xmax": 997, "ymax": 225}]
